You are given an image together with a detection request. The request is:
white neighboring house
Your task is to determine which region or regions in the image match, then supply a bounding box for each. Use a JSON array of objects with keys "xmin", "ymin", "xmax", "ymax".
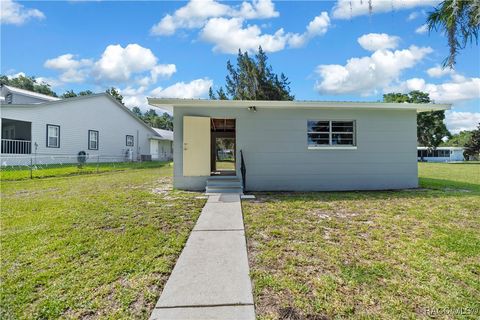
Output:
[
  {"xmin": 150, "ymin": 128, "xmax": 173, "ymax": 161},
  {"xmin": 0, "ymin": 85, "xmax": 173, "ymax": 165},
  {"xmin": 417, "ymin": 147, "xmax": 465, "ymax": 162}
]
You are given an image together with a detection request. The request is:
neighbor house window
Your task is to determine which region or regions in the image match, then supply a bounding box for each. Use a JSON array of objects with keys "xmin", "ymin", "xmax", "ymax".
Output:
[
  {"xmin": 46, "ymin": 124, "xmax": 60, "ymax": 148},
  {"xmin": 88, "ymin": 130, "xmax": 99, "ymax": 150},
  {"xmin": 126, "ymin": 135, "xmax": 134, "ymax": 147},
  {"xmin": 307, "ymin": 120, "xmax": 356, "ymax": 147}
]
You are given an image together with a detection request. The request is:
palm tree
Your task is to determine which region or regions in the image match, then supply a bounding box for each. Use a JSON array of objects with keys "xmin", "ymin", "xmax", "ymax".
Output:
[{"xmin": 427, "ymin": 0, "xmax": 480, "ymax": 68}]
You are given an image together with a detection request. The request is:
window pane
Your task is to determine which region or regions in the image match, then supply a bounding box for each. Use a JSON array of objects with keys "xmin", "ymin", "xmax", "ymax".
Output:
[
  {"xmin": 49, "ymin": 137, "xmax": 58, "ymax": 147},
  {"xmin": 332, "ymin": 133, "xmax": 353, "ymax": 145},
  {"xmin": 332, "ymin": 121, "xmax": 354, "ymax": 133},
  {"xmin": 308, "ymin": 121, "xmax": 329, "ymax": 132},
  {"xmin": 49, "ymin": 126, "xmax": 58, "ymax": 138},
  {"xmin": 308, "ymin": 133, "xmax": 329, "ymax": 145}
]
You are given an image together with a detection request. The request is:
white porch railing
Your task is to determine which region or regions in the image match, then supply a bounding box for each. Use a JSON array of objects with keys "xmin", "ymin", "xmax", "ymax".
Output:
[{"xmin": 1, "ymin": 139, "xmax": 32, "ymax": 154}]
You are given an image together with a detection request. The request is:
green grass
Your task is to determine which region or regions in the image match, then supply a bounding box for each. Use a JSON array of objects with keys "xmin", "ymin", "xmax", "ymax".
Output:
[
  {"xmin": 243, "ymin": 162, "xmax": 480, "ymax": 319},
  {"xmin": 0, "ymin": 163, "xmax": 205, "ymax": 319},
  {"xmin": 0, "ymin": 161, "xmax": 168, "ymax": 181}
]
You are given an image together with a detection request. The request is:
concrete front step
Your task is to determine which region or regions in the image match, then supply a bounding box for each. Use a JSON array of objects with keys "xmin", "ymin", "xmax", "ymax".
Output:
[
  {"xmin": 206, "ymin": 177, "xmax": 243, "ymax": 194},
  {"xmin": 207, "ymin": 179, "xmax": 242, "ymax": 188},
  {"xmin": 205, "ymin": 186, "xmax": 243, "ymax": 194}
]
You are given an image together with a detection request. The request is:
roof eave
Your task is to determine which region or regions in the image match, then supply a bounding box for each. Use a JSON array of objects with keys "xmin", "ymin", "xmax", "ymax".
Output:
[{"xmin": 147, "ymin": 98, "xmax": 451, "ymax": 113}]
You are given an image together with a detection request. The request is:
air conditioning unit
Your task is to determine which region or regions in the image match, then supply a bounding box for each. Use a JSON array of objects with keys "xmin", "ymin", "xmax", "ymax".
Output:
[{"xmin": 140, "ymin": 154, "xmax": 152, "ymax": 161}]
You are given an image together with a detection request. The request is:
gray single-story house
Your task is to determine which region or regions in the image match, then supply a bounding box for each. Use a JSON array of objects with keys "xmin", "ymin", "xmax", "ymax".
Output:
[{"xmin": 148, "ymin": 98, "xmax": 450, "ymax": 192}]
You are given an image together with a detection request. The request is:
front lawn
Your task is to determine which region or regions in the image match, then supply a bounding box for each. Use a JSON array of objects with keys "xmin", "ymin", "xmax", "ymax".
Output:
[
  {"xmin": 243, "ymin": 162, "xmax": 480, "ymax": 319},
  {"xmin": 0, "ymin": 160, "xmax": 169, "ymax": 181},
  {"xmin": 0, "ymin": 164, "xmax": 205, "ymax": 319}
]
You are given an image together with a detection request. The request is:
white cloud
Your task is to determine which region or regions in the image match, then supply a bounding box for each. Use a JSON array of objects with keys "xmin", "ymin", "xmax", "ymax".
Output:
[
  {"xmin": 150, "ymin": 64, "xmax": 177, "ymax": 82},
  {"xmin": 43, "ymin": 44, "xmax": 177, "ymax": 88},
  {"xmin": 152, "ymin": 0, "xmax": 329, "ymax": 53},
  {"xmin": 201, "ymin": 12, "xmax": 330, "ymax": 53},
  {"xmin": 93, "ymin": 44, "xmax": 158, "ymax": 82},
  {"xmin": 150, "ymin": 0, "xmax": 278, "ymax": 36},
  {"xmin": 315, "ymin": 37, "xmax": 432, "ymax": 95},
  {"xmin": 407, "ymin": 11, "xmax": 420, "ymax": 21},
  {"xmin": 120, "ymin": 86, "xmax": 148, "ymax": 109},
  {"xmin": 446, "ymin": 111, "xmax": 480, "ymax": 134},
  {"xmin": 150, "ymin": 78, "xmax": 213, "ymax": 98},
  {"xmin": 332, "ymin": 0, "xmax": 440, "ymax": 19},
  {"xmin": 388, "ymin": 75, "xmax": 480, "ymax": 103},
  {"xmin": 200, "ymin": 17, "xmax": 288, "ymax": 53},
  {"xmin": 426, "ymin": 65, "xmax": 455, "ymax": 78},
  {"xmin": 238, "ymin": 0, "xmax": 279, "ymax": 19},
  {"xmin": 6, "ymin": 71, "xmax": 26, "ymax": 79},
  {"xmin": 0, "ymin": 0, "xmax": 45, "ymax": 25},
  {"xmin": 357, "ymin": 33, "xmax": 400, "ymax": 51},
  {"xmin": 44, "ymin": 54, "xmax": 93, "ymax": 83},
  {"xmin": 415, "ymin": 24, "xmax": 428, "ymax": 34}
]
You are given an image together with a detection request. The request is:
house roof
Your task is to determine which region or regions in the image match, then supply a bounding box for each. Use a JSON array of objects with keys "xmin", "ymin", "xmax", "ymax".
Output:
[
  {"xmin": 417, "ymin": 146, "xmax": 464, "ymax": 150},
  {"xmin": 1, "ymin": 84, "xmax": 61, "ymax": 102},
  {"xmin": 148, "ymin": 98, "xmax": 451, "ymax": 113},
  {"xmin": 1, "ymin": 93, "xmax": 161, "ymax": 137},
  {"xmin": 150, "ymin": 128, "xmax": 173, "ymax": 141}
]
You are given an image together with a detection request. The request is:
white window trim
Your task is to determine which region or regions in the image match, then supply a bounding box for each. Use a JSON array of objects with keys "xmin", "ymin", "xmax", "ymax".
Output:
[
  {"xmin": 308, "ymin": 146, "xmax": 358, "ymax": 150},
  {"xmin": 88, "ymin": 130, "xmax": 99, "ymax": 150},
  {"xmin": 46, "ymin": 124, "xmax": 60, "ymax": 148},
  {"xmin": 307, "ymin": 120, "xmax": 357, "ymax": 149}
]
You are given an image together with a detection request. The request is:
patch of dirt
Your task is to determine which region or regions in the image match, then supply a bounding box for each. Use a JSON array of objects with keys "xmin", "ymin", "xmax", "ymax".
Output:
[
  {"xmin": 309, "ymin": 209, "xmax": 359, "ymax": 220},
  {"xmin": 12, "ymin": 187, "xmax": 60, "ymax": 197},
  {"xmin": 443, "ymin": 188, "xmax": 471, "ymax": 193},
  {"xmin": 279, "ymin": 307, "xmax": 330, "ymax": 320}
]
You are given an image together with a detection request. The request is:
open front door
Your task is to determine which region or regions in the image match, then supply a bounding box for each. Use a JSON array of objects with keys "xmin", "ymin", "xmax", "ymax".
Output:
[{"xmin": 183, "ymin": 116, "xmax": 211, "ymax": 176}]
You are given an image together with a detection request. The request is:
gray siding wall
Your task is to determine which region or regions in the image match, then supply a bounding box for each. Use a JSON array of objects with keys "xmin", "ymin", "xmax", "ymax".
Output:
[
  {"xmin": 1, "ymin": 95, "xmax": 154, "ymax": 163},
  {"xmin": 173, "ymin": 106, "xmax": 418, "ymax": 191}
]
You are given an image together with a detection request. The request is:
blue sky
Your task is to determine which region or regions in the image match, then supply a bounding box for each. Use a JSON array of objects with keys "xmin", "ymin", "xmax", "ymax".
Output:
[{"xmin": 1, "ymin": 0, "xmax": 479, "ymax": 133}]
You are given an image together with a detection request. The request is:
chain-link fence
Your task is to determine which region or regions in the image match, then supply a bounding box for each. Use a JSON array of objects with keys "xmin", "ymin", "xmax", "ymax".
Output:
[{"xmin": 0, "ymin": 154, "xmax": 169, "ymax": 181}]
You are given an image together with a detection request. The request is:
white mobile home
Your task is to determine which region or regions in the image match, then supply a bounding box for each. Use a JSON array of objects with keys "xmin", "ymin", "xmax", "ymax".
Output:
[
  {"xmin": 417, "ymin": 147, "xmax": 465, "ymax": 162},
  {"xmin": 148, "ymin": 98, "xmax": 450, "ymax": 192},
  {"xmin": 1, "ymin": 85, "xmax": 172, "ymax": 165}
]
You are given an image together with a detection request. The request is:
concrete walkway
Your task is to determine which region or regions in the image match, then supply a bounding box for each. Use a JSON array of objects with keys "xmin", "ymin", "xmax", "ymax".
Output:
[{"xmin": 150, "ymin": 193, "xmax": 255, "ymax": 320}]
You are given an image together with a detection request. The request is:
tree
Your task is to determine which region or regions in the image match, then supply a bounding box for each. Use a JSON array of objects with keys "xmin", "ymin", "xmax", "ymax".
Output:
[
  {"xmin": 78, "ymin": 90, "xmax": 93, "ymax": 96},
  {"xmin": 464, "ymin": 123, "xmax": 480, "ymax": 160},
  {"xmin": 211, "ymin": 47, "xmax": 294, "ymax": 101},
  {"xmin": 0, "ymin": 74, "xmax": 57, "ymax": 97},
  {"xmin": 383, "ymin": 90, "xmax": 450, "ymax": 150},
  {"xmin": 132, "ymin": 106, "xmax": 143, "ymax": 117},
  {"xmin": 61, "ymin": 90, "xmax": 78, "ymax": 98},
  {"xmin": 130, "ymin": 107, "xmax": 173, "ymax": 130},
  {"xmin": 427, "ymin": 0, "xmax": 479, "ymax": 68},
  {"xmin": 441, "ymin": 130, "xmax": 473, "ymax": 146},
  {"xmin": 61, "ymin": 89, "xmax": 94, "ymax": 99},
  {"xmin": 106, "ymin": 87, "xmax": 124, "ymax": 104}
]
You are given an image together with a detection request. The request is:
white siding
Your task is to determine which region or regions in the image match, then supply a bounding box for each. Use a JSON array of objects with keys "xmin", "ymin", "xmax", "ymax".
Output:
[{"xmin": 1, "ymin": 95, "xmax": 156, "ymax": 164}]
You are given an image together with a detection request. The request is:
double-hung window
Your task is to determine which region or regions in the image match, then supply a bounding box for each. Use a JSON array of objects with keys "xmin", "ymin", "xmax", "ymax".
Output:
[
  {"xmin": 126, "ymin": 135, "xmax": 134, "ymax": 147},
  {"xmin": 88, "ymin": 130, "xmax": 99, "ymax": 150},
  {"xmin": 46, "ymin": 124, "xmax": 60, "ymax": 148},
  {"xmin": 307, "ymin": 120, "xmax": 356, "ymax": 148}
]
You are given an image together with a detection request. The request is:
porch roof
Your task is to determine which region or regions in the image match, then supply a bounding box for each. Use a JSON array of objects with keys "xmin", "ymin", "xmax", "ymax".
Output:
[{"xmin": 147, "ymin": 98, "xmax": 451, "ymax": 113}]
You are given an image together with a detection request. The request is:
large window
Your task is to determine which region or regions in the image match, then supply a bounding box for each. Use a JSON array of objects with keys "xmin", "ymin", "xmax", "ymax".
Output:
[
  {"xmin": 126, "ymin": 135, "xmax": 134, "ymax": 147},
  {"xmin": 307, "ymin": 120, "xmax": 356, "ymax": 148},
  {"xmin": 46, "ymin": 124, "xmax": 60, "ymax": 148},
  {"xmin": 88, "ymin": 130, "xmax": 99, "ymax": 150}
]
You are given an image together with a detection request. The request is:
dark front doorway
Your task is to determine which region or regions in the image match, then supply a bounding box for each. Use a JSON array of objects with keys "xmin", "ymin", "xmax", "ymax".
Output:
[{"xmin": 211, "ymin": 118, "xmax": 236, "ymax": 176}]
